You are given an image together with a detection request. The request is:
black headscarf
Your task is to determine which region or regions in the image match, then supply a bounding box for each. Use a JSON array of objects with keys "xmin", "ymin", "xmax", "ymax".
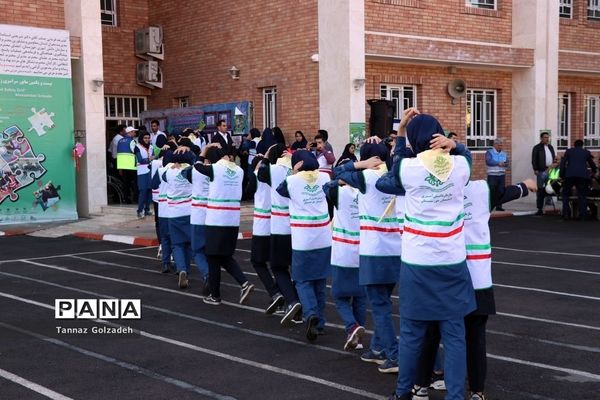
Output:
[
  {"xmin": 291, "ymin": 150, "xmax": 319, "ymax": 171},
  {"xmin": 291, "ymin": 131, "xmax": 308, "ymax": 151},
  {"xmin": 256, "ymin": 128, "xmax": 275, "ymax": 155},
  {"xmin": 272, "ymin": 127, "xmax": 286, "ymax": 146},
  {"xmin": 406, "ymin": 114, "xmax": 445, "ymax": 155},
  {"xmin": 267, "ymin": 143, "xmax": 287, "ymax": 165},
  {"xmin": 335, "ymin": 143, "xmax": 358, "ymax": 167},
  {"xmin": 359, "ymin": 142, "xmax": 389, "ymax": 162}
]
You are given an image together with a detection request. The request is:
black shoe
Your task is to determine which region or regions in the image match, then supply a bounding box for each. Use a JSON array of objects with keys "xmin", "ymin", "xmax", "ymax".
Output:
[
  {"xmin": 239, "ymin": 282, "xmax": 255, "ymax": 304},
  {"xmin": 265, "ymin": 293, "xmax": 284, "ymax": 315},
  {"xmin": 306, "ymin": 315, "xmax": 318, "ymax": 342},
  {"xmin": 280, "ymin": 302, "xmax": 302, "ymax": 326},
  {"xmin": 161, "ymin": 263, "xmax": 170, "ymax": 273},
  {"xmin": 535, "ymin": 209, "xmax": 544, "ymax": 216}
]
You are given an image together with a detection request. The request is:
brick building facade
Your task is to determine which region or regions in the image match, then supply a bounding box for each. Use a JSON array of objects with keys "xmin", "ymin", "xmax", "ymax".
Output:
[{"xmin": 3, "ymin": 0, "xmax": 600, "ymax": 216}]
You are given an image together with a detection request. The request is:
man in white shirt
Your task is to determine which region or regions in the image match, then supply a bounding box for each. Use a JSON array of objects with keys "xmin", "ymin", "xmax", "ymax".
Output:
[
  {"xmin": 150, "ymin": 119, "xmax": 167, "ymax": 150},
  {"xmin": 109, "ymin": 124, "xmax": 126, "ymax": 171},
  {"xmin": 531, "ymin": 131, "xmax": 556, "ymax": 215}
]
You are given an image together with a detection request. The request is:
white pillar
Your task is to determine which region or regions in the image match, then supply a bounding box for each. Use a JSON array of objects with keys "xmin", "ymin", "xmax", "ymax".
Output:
[
  {"xmin": 511, "ymin": 0, "xmax": 559, "ymax": 184},
  {"xmin": 318, "ymin": 0, "xmax": 365, "ymax": 156},
  {"xmin": 65, "ymin": 0, "xmax": 107, "ymax": 215}
]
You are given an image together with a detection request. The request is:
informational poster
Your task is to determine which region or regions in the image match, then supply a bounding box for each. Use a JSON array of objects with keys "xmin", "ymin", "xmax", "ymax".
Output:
[
  {"xmin": 0, "ymin": 24, "xmax": 77, "ymax": 224},
  {"xmin": 349, "ymin": 122, "xmax": 366, "ymax": 147}
]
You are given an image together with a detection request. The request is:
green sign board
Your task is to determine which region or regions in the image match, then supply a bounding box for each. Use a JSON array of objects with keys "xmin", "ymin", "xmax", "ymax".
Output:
[
  {"xmin": 349, "ymin": 122, "xmax": 366, "ymax": 147},
  {"xmin": 0, "ymin": 24, "xmax": 77, "ymax": 224}
]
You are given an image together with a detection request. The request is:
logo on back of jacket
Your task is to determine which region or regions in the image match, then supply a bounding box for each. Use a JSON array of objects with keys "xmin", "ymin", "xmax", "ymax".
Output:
[
  {"xmin": 424, "ymin": 174, "xmax": 443, "ymax": 187},
  {"xmin": 303, "ymin": 184, "xmax": 321, "ymax": 196},
  {"xmin": 224, "ymin": 168, "xmax": 237, "ymax": 180}
]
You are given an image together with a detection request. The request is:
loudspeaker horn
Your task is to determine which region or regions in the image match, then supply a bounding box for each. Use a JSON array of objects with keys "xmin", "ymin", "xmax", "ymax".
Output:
[{"xmin": 447, "ymin": 79, "xmax": 466, "ymax": 104}]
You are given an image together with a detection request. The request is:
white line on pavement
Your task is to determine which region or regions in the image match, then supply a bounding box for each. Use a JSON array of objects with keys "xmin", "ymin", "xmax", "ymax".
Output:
[
  {"xmin": 493, "ymin": 246, "xmax": 600, "ymax": 258},
  {"xmin": 494, "ymin": 283, "xmax": 600, "ymax": 301},
  {"xmin": 0, "ymin": 292, "xmax": 386, "ymax": 400},
  {"xmin": 0, "ymin": 246, "xmax": 157, "ymax": 265},
  {"xmin": 493, "ymin": 260, "xmax": 600, "ymax": 276},
  {"xmin": 91, "ymin": 250, "xmax": 600, "ymax": 332},
  {"xmin": 0, "ymin": 367, "xmax": 74, "ymax": 400},
  {"xmin": 0, "ymin": 321, "xmax": 237, "ymax": 400},
  {"xmin": 0, "ymin": 270, "xmax": 350, "ymax": 356}
]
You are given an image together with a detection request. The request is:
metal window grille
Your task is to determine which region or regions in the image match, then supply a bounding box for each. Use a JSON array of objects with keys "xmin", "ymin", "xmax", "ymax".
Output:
[
  {"xmin": 380, "ymin": 85, "xmax": 417, "ymax": 120},
  {"xmin": 178, "ymin": 97, "xmax": 189, "ymax": 108},
  {"xmin": 585, "ymin": 95, "xmax": 600, "ymax": 148},
  {"xmin": 557, "ymin": 93, "xmax": 571, "ymax": 149},
  {"xmin": 100, "ymin": 0, "xmax": 117, "ymax": 26},
  {"xmin": 466, "ymin": 89, "xmax": 497, "ymax": 149},
  {"xmin": 104, "ymin": 96, "xmax": 146, "ymax": 128},
  {"xmin": 560, "ymin": 0, "xmax": 573, "ymax": 18},
  {"xmin": 589, "ymin": 0, "xmax": 600, "ymax": 19},
  {"xmin": 263, "ymin": 87, "xmax": 277, "ymax": 129},
  {"xmin": 466, "ymin": 0, "xmax": 496, "ymax": 10}
]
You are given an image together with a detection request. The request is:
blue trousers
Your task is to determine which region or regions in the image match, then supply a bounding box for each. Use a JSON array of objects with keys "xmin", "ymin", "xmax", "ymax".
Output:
[
  {"xmin": 169, "ymin": 217, "xmax": 192, "ymax": 273},
  {"xmin": 158, "ymin": 217, "xmax": 172, "ymax": 265},
  {"xmin": 366, "ymin": 283, "xmax": 398, "ymax": 361},
  {"xmin": 334, "ymin": 294, "xmax": 367, "ymax": 334},
  {"xmin": 191, "ymin": 224, "xmax": 209, "ymax": 280},
  {"xmin": 296, "ymin": 279, "xmax": 327, "ymax": 329},
  {"xmin": 137, "ymin": 174, "xmax": 151, "ymax": 214},
  {"xmin": 396, "ymin": 318, "xmax": 466, "ymax": 400}
]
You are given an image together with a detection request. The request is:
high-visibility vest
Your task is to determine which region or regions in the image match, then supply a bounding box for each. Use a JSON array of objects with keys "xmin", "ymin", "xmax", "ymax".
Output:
[{"xmin": 116, "ymin": 137, "xmax": 136, "ymax": 170}]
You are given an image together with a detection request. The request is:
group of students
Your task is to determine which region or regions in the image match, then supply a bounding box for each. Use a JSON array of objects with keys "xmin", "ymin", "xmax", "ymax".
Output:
[{"xmin": 146, "ymin": 109, "xmax": 537, "ymax": 400}]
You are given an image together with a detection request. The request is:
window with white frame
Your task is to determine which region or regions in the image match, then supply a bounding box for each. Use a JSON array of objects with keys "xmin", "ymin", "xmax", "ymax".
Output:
[
  {"xmin": 380, "ymin": 85, "xmax": 417, "ymax": 120},
  {"xmin": 263, "ymin": 87, "xmax": 277, "ymax": 129},
  {"xmin": 466, "ymin": 0, "xmax": 496, "ymax": 10},
  {"xmin": 104, "ymin": 96, "xmax": 146, "ymax": 130},
  {"xmin": 584, "ymin": 95, "xmax": 600, "ymax": 148},
  {"xmin": 589, "ymin": 0, "xmax": 600, "ymax": 20},
  {"xmin": 560, "ymin": 0, "xmax": 573, "ymax": 18},
  {"xmin": 178, "ymin": 97, "xmax": 189, "ymax": 108},
  {"xmin": 466, "ymin": 89, "xmax": 496, "ymax": 149},
  {"xmin": 100, "ymin": 0, "xmax": 117, "ymax": 26},
  {"xmin": 557, "ymin": 93, "xmax": 571, "ymax": 149}
]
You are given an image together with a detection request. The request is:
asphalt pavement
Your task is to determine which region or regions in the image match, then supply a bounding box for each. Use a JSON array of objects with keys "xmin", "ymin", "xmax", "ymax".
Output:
[{"xmin": 0, "ymin": 215, "xmax": 599, "ymax": 400}]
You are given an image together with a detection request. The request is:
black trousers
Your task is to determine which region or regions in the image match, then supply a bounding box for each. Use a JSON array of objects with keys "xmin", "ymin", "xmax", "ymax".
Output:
[
  {"xmin": 207, "ymin": 255, "xmax": 247, "ymax": 299},
  {"xmin": 272, "ymin": 265, "xmax": 298, "ymax": 305},
  {"xmin": 562, "ymin": 177, "xmax": 590, "ymax": 219},
  {"xmin": 252, "ymin": 262, "xmax": 280, "ymax": 298},
  {"xmin": 120, "ymin": 169, "xmax": 138, "ymax": 204},
  {"xmin": 415, "ymin": 315, "xmax": 489, "ymax": 392}
]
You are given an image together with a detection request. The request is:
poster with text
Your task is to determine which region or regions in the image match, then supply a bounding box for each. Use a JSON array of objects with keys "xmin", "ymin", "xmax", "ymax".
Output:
[{"xmin": 0, "ymin": 24, "xmax": 77, "ymax": 224}]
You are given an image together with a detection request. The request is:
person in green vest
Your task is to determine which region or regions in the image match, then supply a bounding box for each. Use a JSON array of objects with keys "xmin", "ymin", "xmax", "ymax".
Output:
[{"xmin": 117, "ymin": 126, "xmax": 138, "ymax": 204}]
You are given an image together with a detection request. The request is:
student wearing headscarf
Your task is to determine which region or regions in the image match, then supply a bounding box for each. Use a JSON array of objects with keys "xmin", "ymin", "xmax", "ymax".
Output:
[
  {"xmin": 272, "ymin": 126, "xmax": 286, "ymax": 146},
  {"xmin": 257, "ymin": 144, "xmax": 302, "ymax": 324},
  {"xmin": 276, "ymin": 150, "xmax": 332, "ymax": 341},
  {"xmin": 256, "ymin": 128, "xmax": 276, "ymax": 155},
  {"xmin": 335, "ymin": 143, "xmax": 358, "ymax": 167},
  {"xmin": 291, "ymin": 131, "xmax": 308, "ymax": 151},
  {"xmin": 378, "ymin": 108, "xmax": 476, "ymax": 400},
  {"xmin": 134, "ymin": 131, "xmax": 155, "ymax": 218},
  {"xmin": 160, "ymin": 150, "xmax": 196, "ymax": 289},
  {"xmin": 333, "ymin": 142, "xmax": 402, "ymax": 374},
  {"xmin": 323, "ymin": 160, "xmax": 367, "ymax": 351},
  {"xmin": 192, "ymin": 143, "xmax": 255, "ymax": 305}
]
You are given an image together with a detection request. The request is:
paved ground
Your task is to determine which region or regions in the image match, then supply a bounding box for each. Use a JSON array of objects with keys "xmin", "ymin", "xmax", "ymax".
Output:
[{"xmin": 0, "ymin": 214, "xmax": 599, "ymax": 400}]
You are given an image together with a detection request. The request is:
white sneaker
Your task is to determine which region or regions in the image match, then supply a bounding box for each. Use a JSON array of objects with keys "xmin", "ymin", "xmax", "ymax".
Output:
[{"xmin": 411, "ymin": 385, "xmax": 429, "ymax": 400}]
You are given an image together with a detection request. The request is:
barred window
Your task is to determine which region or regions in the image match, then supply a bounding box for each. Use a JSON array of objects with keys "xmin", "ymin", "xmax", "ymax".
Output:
[
  {"xmin": 588, "ymin": 0, "xmax": 600, "ymax": 20},
  {"xmin": 584, "ymin": 95, "xmax": 600, "ymax": 148},
  {"xmin": 263, "ymin": 88, "xmax": 277, "ymax": 129},
  {"xmin": 557, "ymin": 93, "xmax": 571, "ymax": 149},
  {"xmin": 560, "ymin": 0, "xmax": 573, "ymax": 18},
  {"xmin": 100, "ymin": 0, "xmax": 117, "ymax": 26},
  {"xmin": 466, "ymin": 0, "xmax": 496, "ymax": 10},
  {"xmin": 380, "ymin": 85, "xmax": 417, "ymax": 119},
  {"xmin": 466, "ymin": 89, "xmax": 496, "ymax": 149}
]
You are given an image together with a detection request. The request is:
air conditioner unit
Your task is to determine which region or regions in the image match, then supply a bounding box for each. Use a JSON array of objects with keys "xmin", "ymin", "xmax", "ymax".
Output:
[
  {"xmin": 135, "ymin": 26, "xmax": 164, "ymax": 60},
  {"xmin": 136, "ymin": 61, "xmax": 163, "ymax": 89}
]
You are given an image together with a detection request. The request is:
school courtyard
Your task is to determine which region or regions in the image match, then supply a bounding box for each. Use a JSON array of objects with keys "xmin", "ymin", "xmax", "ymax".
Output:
[{"xmin": 0, "ymin": 215, "xmax": 598, "ymax": 400}]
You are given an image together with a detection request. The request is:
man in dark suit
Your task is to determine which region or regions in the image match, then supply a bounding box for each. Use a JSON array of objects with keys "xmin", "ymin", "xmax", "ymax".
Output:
[
  {"xmin": 531, "ymin": 131, "xmax": 556, "ymax": 215},
  {"xmin": 560, "ymin": 139, "xmax": 597, "ymax": 220},
  {"xmin": 211, "ymin": 119, "xmax": 235, "ymax": 157}
]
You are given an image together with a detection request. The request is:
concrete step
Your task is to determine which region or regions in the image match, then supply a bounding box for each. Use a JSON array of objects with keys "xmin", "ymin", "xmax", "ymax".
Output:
[{"xmin": 101, "ymin": 205, "xmax": 137, "ymax": 216}]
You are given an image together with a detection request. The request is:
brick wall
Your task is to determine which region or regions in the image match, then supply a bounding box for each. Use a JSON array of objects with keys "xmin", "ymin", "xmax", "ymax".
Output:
[
  {"xmin": 146, "ymin": 0, "xmax": 320, "ymax": 143},
  {"xmin": 559, "ymin": 1, "xmax": 600, "ymax": 53},
  {"xmin": 558, "ymin": 75, "xmax": 600, "ymax": 160},
  {"xmin": 365, "ymin": 0, "xmax": 512, "ymax": 45},
  {"xmin": 366, "ymin": 62, "xmax": 512, "ymax": 181},
  {"xmin": 101, "ymin": 0, "xmax": 151, "ymax": 97},
  {"xmin": 0, "ymin": 0, "xmax": 65, "ymax": 29}
]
